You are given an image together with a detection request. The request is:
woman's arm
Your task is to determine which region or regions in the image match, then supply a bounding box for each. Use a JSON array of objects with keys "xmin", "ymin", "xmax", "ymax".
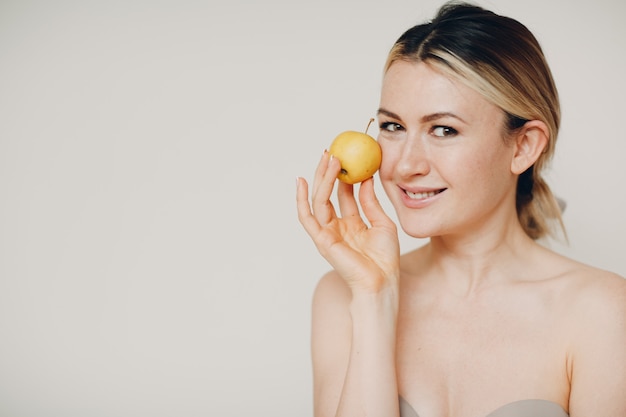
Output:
[
  {"xmin": 568, "ymin": 271, "xmax": 626, "ymax": 416},
  {"xmin": 311, "ymin": 272, "xmax": 400, "ymax": 417},
  {"xmin": 297, "ymin": 151, "xmax": 401, "ymax": 417}
]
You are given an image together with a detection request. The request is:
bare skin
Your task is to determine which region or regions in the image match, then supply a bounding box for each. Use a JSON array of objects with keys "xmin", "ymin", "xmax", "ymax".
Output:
[{"xmin": 296, "ymin": 61, "xmax": 626, "ymax": 417}]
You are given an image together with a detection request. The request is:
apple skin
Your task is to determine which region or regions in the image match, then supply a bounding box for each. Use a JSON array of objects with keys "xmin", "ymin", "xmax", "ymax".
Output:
[{"xmin": 328, "ymin": 130, "xmax": 382, "ymax": 184}]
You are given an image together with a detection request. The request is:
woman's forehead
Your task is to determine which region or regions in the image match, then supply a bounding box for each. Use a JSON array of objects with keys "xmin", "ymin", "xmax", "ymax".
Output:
[{"xmin": 380, "ymin": 61, "xmax": 500, "ymax": 122}]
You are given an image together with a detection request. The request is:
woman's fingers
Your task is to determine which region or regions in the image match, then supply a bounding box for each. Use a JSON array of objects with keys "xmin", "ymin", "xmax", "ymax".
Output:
[
  {"xmin": 311, "ymin": 150, "xmax": 330, "ymax": 198},
  {"xmin": 359, "ymin": 177, "xmax": 395, "ymax": 230},
  {"xmin": 296, "ymin": 176, "xmax": 322, "ymax": 238},
  {"xmin": 297, "ymin": 150, "xmax": 341, "ymax": 237},
  {"xmin": 298, "ymin": 167, "xmax": 400, "ymax": 290},
  {"xmin": 311, "ymin": 153, "xmax": 341, "ymax": 225},
  {"xmin": 298, "ymin": 151, "xmax": 390, "ymax": 244},
  {"xmin": 336, "ymin": 179, "xmax": 360, "ymax": 220},
  {"xmin": 321, "ymin": 154, "xmax": 362, "ymax": 222}
]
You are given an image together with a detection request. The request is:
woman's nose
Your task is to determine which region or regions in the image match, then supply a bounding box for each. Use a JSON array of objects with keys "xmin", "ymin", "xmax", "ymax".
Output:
[{"xmin": 395, "ymin": 136, "xmax": 430, "ymax": 177}]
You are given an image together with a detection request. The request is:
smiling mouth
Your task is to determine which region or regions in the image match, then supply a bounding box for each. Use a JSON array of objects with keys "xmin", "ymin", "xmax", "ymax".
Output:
[{"xmin": 405, "ymin": 189, "xmax": 446, "ymax": 199}]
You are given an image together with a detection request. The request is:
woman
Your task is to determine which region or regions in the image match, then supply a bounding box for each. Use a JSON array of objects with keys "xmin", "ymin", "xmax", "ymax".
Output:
[{"xmin": 296, "ymin": 2, "xmax": 626, "ymax": 417}]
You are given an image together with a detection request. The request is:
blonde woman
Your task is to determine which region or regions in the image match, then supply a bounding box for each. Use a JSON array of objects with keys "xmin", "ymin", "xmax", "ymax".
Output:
[{"xmin": 296, "ymin": 2, "xmax": 626, "ymax": 417}]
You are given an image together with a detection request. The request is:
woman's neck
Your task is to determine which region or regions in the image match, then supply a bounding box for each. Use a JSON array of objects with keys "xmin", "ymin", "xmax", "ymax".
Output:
[{"xmin": 418, "ymin": 221, "xmax": 540, "ymax": 297}]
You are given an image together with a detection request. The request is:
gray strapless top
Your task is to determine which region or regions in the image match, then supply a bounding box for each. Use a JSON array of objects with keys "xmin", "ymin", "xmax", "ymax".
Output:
[{"xmin": 399, "ymin": 396, "xmax": 569, "ymax": 417}]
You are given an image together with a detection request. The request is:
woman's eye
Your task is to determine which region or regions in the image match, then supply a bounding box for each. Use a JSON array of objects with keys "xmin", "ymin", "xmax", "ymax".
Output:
[
  {"xmin": 432, "ymin": 126, "xmax": 458, "ymax": 137},
  {"xmin": 380, "ymin": 122, "xmax": 403, "ymax": 132}
]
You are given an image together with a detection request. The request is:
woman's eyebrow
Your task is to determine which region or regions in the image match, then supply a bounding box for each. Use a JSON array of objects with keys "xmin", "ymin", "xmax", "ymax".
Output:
[
  {"xmin": 377, "ymin": 108, "xmax": 401, "ymax": 120},
  {"xmin": 420, "ymin": 112, "xmax": 467, "ymax": 124},
  {"xmin": 377, "ymin": 108, "xmax": 467, "ymax": 124}
]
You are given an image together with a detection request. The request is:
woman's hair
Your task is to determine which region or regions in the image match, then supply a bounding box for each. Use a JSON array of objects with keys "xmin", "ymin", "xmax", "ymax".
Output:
[{"xmin": 386, "ymin": 1, "xmax": 566, "ymax": 240}]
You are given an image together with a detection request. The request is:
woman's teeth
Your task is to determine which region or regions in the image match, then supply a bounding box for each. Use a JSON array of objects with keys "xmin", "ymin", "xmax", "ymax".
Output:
[{"xmin": 406, "ymin": 190, "xmax": 439, "ymax": 199}]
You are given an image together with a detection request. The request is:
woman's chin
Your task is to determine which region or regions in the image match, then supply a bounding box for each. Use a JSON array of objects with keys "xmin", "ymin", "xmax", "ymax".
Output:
[{"xmin": 399, "ymin": 225, "xmax": 437, "ymax": 240}]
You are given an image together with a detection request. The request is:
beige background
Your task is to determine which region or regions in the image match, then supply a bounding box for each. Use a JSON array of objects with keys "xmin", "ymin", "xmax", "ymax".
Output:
[{"xmin": 0, "ymin": 0, "xmax": 624, "ymax": 415}]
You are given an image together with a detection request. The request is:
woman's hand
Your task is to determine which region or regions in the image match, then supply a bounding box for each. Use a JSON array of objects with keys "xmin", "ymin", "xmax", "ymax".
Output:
[{"xmin": 297, "ymin": 150, "xmax": 400, "ymax": 294}]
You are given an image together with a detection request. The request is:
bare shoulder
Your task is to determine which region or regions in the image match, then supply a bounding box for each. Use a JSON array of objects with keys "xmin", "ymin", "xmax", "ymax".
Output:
[
  {"xmin": 312, "ymin": 270, "xmax": 352, "ymax": 311},
  {"xmin": 554, "ymin": 256, "xmax": 626, "ymax": 361},
  {"xmin": 554, "ymin": 260, "xmax": 626, "ymax": 412},
  {"xmin": 558, "ymin": 259, "xmax": 626, "ymax": 319}
]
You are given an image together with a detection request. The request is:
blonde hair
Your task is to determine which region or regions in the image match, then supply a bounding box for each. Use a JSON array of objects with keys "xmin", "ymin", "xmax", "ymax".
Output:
[{"xmin": 386, "ymin": 1, "xmax": 566, "ymax": 240}]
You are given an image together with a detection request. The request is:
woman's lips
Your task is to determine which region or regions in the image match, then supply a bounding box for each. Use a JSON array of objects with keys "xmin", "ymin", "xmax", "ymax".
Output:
[
  {"xmin": 405, "ymin": 189, "xmax": 445, "ymax": 199},
  {"xmin": 400, "ymin": 187, "xmax": 446, "ymax": 207},
  {"xmin": 404, "ymin": 189, "xmax": 443, "ymax": 200}
]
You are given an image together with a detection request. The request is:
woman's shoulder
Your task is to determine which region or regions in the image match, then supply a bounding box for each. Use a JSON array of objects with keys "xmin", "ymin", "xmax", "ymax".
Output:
[
  {"xmin": 531, "ymin": 247, "xmax": 623, "ymax": 309},
  {"xmin": 312, "ymin": 270, "xmax": 352, "ymax": 312},
  {"xmin": 548, "ymin": 251, "xmax": 625, "ymax": 305},
  {"xmin": 553, "ymin": 257, "xmax": 626, "ymax": 410},
  {"xmin": 548, "ymin": 253, "xmax": 626, "ymax": 341},
  {"xmin": 568, "ymin": 267, "xmax": 625, "ymax": 320}
]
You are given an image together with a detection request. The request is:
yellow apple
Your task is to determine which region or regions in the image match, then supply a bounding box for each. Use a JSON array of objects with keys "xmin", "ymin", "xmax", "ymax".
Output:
[{"xmin": 328, "ymin": 123, "xmax": 382, "ymax": 184}]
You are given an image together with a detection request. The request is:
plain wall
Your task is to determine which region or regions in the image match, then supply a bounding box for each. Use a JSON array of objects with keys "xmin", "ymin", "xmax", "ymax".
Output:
[{"xmin": 0, "ymin": 0, "xmax": 624, "ymax": 416}]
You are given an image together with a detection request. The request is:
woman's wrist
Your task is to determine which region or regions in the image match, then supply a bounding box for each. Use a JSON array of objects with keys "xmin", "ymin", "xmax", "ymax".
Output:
[{"xmin": 349, "ymin": 284, "xmax": 399, "ymax": 329}]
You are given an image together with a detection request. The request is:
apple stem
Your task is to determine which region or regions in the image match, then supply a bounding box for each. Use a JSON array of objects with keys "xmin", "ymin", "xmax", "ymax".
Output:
[{"xmin": 365, "ymin": 117, "xmax": 374, "ymax": 134}]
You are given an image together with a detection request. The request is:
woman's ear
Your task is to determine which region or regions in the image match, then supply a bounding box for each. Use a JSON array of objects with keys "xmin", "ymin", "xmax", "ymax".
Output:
[{"xmin": 511, "ymin": 120, "xmax": 549, "ymax": 175}]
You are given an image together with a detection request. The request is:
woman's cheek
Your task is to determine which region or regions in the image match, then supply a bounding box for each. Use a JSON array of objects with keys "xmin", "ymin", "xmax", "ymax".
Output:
[{"xmin": 377, "ymin": 141, "xmax": 397, "ymax": 180}]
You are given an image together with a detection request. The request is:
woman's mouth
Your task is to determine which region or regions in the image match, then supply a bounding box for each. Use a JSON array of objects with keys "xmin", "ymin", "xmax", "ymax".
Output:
[{"xmin": 405, "ymin": 189, "xmax": 446, "ymax": 200}]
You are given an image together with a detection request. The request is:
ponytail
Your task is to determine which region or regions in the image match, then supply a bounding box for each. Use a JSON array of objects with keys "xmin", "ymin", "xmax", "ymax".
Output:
[{"xmin": 516, "ymin": 166, "xmax": 566, "ymax": 241}]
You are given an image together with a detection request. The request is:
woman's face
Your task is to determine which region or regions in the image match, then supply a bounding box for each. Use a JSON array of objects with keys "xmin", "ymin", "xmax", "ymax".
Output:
[{"xmin": 377, "ymin": 61, "xmax": 518, "ymax": 239}]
